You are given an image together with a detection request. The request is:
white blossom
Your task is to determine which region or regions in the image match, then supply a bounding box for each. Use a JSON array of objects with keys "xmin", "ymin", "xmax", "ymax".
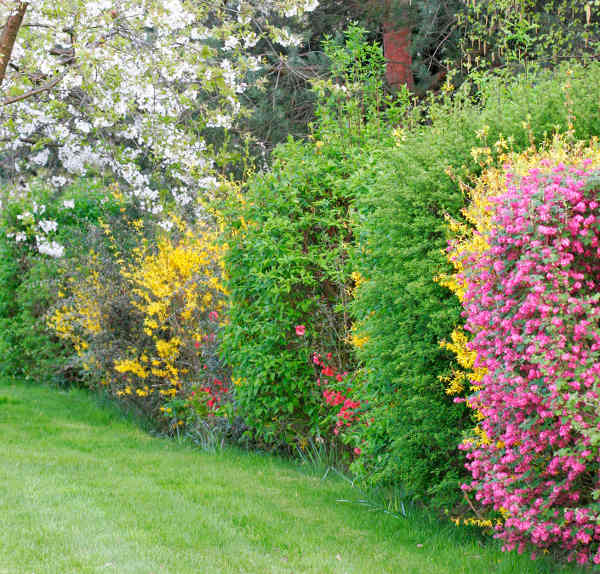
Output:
[
  {"xmin": 36, "ymin": 238, "xmax": 65, "ymax": 258},
  {"xmin": 16, "ymin": 211, "xmax": 32, "ymax": 221},
  {"xmin": 51, "ymin": 176, "xmax": 68, "ymax": 187},
  {"xmin": 157, "ymin": 219, "xmax": 174, "ymax": 232},
  {"xmin": 224, "ymin": 36, "xmax": 239, "ymax": 51},
  {"xmin": 32, "ymin": 149, "xmax": 49, "ymax": 166},
  {"xmin": 74, "ymin": 119, "xmax": 92, "ymax": 134},
  {"xmin": 0, "ymin": 0, "xmax": 318, "ymax": 223},
  {"xmin": 38, "ymin": 219, "xmax": 58, "ymax": 233}
]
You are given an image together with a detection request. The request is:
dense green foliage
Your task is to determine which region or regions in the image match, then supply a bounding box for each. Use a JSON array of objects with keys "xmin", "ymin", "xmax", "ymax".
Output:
[
  {"xmin": 221, "ymin": 28, "xmax": 398, "ymax": 449},
  {"xmin": 350, "ymin": 62, "xmax": 600, "ymax": 508},
  {"xmin": 221, "ymin": 136, "xmax": 366, "ymax": 447},
  {"xmin": 0, "ymin": 180, "xmax": 120, "ymax": 383},
  {"xmin": 243, "ymin": 0, "xmax": 462, "ymax": 153},
  {"xmin": 0, "ymin": 237, "xmax": 60, "ymax": 381},
  {"xmin": 459, "ymin": 0, "xmax": 600, "ymax": 71},
  {"xmin": 247, "ymin": 0, "xmax": 600, "ymax": 154}
]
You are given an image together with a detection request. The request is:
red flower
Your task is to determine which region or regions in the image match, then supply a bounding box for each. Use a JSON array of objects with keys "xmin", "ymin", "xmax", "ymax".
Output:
[
  {"xmin": 209, "ymin": 311, "xmax": 219, "ymax": 321},
  {"xmin": 194, "ymin": 341, "xmax": 200, "ymax": 349},
  {"xmin": 353, "ymin": 447, "xmax": 362, "ymax": 456},
  {"xmin": 322, "ymin": 366, "xmax": 335, "ymax": 377},
  {"xmin": 295, "ymin": 324, "xmax": 306, "ymax": 336}
]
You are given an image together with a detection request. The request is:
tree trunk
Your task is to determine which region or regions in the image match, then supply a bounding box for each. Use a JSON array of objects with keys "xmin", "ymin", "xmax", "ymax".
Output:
[
  {"xmin": 0, "ymin": 2, "xmax": 28, "ymax": 87},
  {"xmin": 382, "ymin": 0, "xmax": 413, "ymax": 91}
]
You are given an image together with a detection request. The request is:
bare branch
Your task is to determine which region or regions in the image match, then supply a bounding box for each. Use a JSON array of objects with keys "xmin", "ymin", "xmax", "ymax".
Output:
[
  {"xmin": 3, "ymin": 70, "xmax": 66, "ymax": 105},
  {"xmin": 0, "ymin": 1, "xmax": 28, "ymax": 86}
]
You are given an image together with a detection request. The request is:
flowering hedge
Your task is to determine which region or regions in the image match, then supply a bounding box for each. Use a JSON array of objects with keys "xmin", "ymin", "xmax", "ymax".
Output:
[
  {"xmin": 441, "ymin": 140, "xmax": 600, "ymax": 398},
  {"xmin": 350, "ymin": 62, "xmax": 600, "ymax": 509},
  {"xmin": 455, "ymin": 143, "xmax": 600, "ymax": 563}
]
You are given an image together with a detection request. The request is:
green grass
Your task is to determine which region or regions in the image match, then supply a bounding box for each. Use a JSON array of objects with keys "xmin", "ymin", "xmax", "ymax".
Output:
[{"xmin": 0, "ymin": 381, "xmax": 587, "ymax": 574}]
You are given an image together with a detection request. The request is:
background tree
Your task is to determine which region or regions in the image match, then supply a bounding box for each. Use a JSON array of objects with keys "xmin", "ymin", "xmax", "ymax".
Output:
[
  {"xmin": 0, "ymin": 0, "xmax": 320, "ymax": 227},
  {"xmin": 458, "ymin": 0, "xmax": 600, "ymax": 72},
  {"xmin": 242, "ymin": 0, "xmax": 463, "ymax": 154}
]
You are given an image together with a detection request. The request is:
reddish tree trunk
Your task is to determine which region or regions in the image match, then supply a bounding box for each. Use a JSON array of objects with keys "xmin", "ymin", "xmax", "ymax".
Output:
[
  {"xmin": 383, "ymin": 24, "xmax": 413, "ymax": 91},
  {"xmin": 0, "ymin": 2, "xmax": 28, "ymax": 87}
]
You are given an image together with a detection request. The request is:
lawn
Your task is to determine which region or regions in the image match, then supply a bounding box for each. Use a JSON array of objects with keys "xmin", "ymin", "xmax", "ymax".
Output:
[{"xmin": 0, "ymin": 380, "xmax": 586, "ymax": 574}]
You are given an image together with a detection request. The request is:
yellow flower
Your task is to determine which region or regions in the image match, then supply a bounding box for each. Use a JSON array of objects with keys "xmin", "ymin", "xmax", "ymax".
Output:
[
  {"xmin": 350, "ymin": 331, "xmax": 369, "ymax": 349},
  {"xmin": 114, "ymin": 358, "xmax": 148, "ymax": 379}
]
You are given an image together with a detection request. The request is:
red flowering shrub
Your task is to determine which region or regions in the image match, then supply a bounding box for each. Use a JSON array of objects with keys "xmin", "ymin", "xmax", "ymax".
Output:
[
  {"xmin": 312, "ymin": 351, "xmax": 364, "ymax": 453},
  {"xmin": 458, "ymin": 159, "xmax": 600, "ymax": 563},
  {"xmin": 198, "ymin": 377, "xmax": 230, "ymax": 411}
]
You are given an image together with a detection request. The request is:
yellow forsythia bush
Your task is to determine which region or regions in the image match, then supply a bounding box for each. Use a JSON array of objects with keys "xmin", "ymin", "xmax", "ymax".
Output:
[{"xmin": 49, "ymin": 215, "xmax": 227, "ymax": 426}]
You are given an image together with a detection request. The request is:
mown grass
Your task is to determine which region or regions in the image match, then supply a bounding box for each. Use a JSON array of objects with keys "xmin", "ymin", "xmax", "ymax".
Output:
[{"xmin": 0, "ymin": 380, "xmax": 587, "ymax": 574}]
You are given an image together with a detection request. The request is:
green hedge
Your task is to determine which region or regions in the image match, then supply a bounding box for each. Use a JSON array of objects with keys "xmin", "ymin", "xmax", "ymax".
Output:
[{"xmin": 350, "ymin": 62, "xmax": 600, "ymax": 508}]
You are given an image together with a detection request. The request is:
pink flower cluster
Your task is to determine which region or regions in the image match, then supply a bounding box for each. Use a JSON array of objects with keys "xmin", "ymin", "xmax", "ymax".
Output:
[{"xmin": 459, "ymin": 162, "xmax": 600, "ymax": 564}]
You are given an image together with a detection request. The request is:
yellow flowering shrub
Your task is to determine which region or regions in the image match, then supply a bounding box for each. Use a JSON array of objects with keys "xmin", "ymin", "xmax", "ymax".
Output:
[
  {"xmin": 49, "ymin": 214, "xmax": 228, "ymax": 427},
  {"xmin": 48, "ymin": 252, "xmax": 105, "ymax": 372}
]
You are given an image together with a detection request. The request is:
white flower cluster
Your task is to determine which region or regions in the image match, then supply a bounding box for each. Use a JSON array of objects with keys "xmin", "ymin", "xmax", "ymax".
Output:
[
  {"xmin": 36, "ymin": 238, "xmax": 65, "ymax": 258},
  {"xmin": 7, "ymin": 199, "xmax": 66, "ymax": 258}
]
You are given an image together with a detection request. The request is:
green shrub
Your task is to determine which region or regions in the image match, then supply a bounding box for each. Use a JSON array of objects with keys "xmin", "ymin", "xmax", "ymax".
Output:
[
  {"xmin": 350, "ymin": 62, "xmax": 600, "ymax": 508},
  {"xmin": 0, "ymin": 236, "xmax": 27, "ymax": 379},
  {"xmin": 0, "ymin": 178, "xmax": 121, "ymax": 383},
  {"xmin": 221, "ymin": 26, "xmax": 399, "ymax": 450},
  {"xmin": 221, "ymin": 137, "xmax": 362, "ymax": 447}
]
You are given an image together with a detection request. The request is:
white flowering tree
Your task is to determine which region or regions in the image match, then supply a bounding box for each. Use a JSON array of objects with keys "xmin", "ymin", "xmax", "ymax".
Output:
[{"xmin": 0, "ymin": 0, "xmax": 318, "ymax": 251}]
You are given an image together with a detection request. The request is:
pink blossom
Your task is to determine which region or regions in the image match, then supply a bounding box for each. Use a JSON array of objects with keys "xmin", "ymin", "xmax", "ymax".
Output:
[{"xmin": 457, "ymin": 164, "xmax": 600, "ymax": 559}]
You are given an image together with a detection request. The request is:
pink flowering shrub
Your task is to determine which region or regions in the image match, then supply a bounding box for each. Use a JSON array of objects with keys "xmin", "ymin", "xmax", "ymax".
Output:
[{"xmin": 459, "ymin": 160, "xmax": 600, "ymax": 563}]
